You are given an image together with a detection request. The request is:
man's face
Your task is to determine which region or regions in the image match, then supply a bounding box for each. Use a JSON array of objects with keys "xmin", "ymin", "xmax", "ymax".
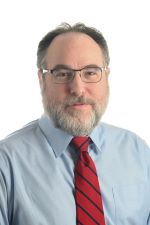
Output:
[{"xmin": 38, "ymin": 32, "xmax": 109, "ymax": 136}]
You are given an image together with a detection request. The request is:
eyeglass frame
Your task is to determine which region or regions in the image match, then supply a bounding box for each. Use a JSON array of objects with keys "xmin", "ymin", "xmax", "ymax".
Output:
[{"xmin": 40, "ymin": 65, "xmax": 108, "ymax": 84}]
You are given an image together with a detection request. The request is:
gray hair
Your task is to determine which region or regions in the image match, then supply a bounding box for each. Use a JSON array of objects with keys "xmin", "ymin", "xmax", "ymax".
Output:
[{"xmin": 37, "ymin": 22, "xmax": 110, "ymax": 68}]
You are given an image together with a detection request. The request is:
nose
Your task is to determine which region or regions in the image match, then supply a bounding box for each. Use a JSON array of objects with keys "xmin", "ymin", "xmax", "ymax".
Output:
[{"xmin": 68, "ymin": 72, "xmax": 85, "ymax": 96}]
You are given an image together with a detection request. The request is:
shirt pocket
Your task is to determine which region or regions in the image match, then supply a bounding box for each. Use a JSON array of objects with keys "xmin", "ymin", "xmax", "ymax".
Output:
[{"xmin": 112, "ymin": 182, "xmax": 150, "ymax": 225}]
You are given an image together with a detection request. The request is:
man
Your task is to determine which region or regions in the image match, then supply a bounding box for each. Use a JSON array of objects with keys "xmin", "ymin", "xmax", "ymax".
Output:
[{"xmin": 0, "ymin": 23, "xmax": 150, "ymax": 225}]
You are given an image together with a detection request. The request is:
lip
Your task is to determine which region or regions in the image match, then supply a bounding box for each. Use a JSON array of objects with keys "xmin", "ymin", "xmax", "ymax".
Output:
[{"xmin": 67, "ymin": 103, "xmax": 91, "ymax": 110}]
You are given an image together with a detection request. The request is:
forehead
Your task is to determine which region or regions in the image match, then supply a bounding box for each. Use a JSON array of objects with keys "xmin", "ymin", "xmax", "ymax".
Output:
[{"xmin": 46, "ymin": 32, "xmax": 104, "ymax": 67}]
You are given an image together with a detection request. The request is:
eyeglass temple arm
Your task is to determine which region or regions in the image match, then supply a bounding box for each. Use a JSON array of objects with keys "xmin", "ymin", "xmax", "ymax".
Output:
[{"xmin": 40, "ymin": 68, "xmax": 51, "ymax": 75}]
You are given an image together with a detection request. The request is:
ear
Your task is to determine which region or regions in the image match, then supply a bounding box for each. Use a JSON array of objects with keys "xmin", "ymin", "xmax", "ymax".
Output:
[
  {"xmin": 105, "ymin": 67, "xmax": 110, "ymax": 77},
  {"xmin": 38, "ymin": 69, "xmax": 44, "ymax": 88}
]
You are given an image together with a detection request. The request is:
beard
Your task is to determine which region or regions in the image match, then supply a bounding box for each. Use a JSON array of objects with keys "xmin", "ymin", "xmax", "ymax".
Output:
[{"xmin": 41, "ymin": 89, "xmax": 109, "ymax": 136}]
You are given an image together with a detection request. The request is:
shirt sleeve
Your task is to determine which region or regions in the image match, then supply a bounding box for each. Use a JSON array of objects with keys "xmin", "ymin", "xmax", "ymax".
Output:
[
  {"xmin": 0, "ymin": 174, "xmax": 9, "ymax": 224},
  {"xmin": 0, "ymin": 152, "xmax": 12, "ymax": 225}
]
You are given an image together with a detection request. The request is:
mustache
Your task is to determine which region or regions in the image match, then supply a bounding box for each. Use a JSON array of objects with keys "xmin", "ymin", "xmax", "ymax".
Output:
[{"xmin": 64, "ymin": 96, "xmax": 96, "ymax": 107}]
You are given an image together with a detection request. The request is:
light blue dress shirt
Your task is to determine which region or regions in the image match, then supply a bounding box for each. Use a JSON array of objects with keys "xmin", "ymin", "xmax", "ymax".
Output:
[{"xmin": 0, "ymin": 115, "xmax": 150, "ymax": 225}]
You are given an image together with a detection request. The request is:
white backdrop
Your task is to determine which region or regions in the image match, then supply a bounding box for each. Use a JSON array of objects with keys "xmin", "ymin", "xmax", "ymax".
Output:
[{"xmin": 0, "ymin": 0, "xmax": 150, "ymax": 145}]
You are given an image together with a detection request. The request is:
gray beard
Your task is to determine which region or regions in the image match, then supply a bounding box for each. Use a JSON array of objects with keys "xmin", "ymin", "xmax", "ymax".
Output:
[{"xmin": 42, "ymin": 94, "xmax": 109, "ymax": 136}]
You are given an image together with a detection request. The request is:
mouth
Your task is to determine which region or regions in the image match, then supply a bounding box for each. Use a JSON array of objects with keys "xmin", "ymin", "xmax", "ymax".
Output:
[
  {"xmin": 67, "ymin": 103, "xmax": 92, "ymax": 110},
  {"xmin": 64, "ymin": 96, "xmax": 95, "ymax": 112}
]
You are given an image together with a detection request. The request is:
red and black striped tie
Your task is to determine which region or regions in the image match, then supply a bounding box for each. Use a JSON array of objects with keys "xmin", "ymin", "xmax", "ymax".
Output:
[{"xmin": 72, "ymin": 136, "xmax": 106, "ymax": 225}]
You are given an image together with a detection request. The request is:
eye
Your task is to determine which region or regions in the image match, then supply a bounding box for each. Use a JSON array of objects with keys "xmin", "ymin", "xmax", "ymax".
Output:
[
  {"xmin": 54, "ymin": 69, "xmax": 72, "ymax": 77},
  {"xmin": 84, "ymin": 68, "xmax": 99, "ymax": 76}
]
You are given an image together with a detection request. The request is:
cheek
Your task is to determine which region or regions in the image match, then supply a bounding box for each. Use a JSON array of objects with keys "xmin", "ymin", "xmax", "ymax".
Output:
[
  {"xmin": 44, "ymin": 82, "xmax": 67, "ymax": 103},
  {"xmin": 90, "ymin": 83, "xmax": 109, "ymax": 101}
]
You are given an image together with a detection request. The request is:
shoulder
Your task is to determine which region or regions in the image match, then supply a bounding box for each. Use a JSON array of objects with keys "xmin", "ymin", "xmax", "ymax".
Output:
[
  {"xmin": 99, "ymin": 122, "xmax": 150, "ymax": 153},
  {"xmin": 0, "ymin": 119, "xmax": 42, "ymax": 154},
  {"xmin": 100, "ymin": 122, "xmax": 145, "ymax": 139}
]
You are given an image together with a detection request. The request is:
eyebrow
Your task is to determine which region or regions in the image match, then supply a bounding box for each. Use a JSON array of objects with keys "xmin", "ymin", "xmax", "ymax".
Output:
[
  {"xmin": 52, "ymin": 64, "xmax": 72, "ymax": 70},
  {"xmin": 52, "ymin": 64, "xmax": 101, "ymax": 70}
]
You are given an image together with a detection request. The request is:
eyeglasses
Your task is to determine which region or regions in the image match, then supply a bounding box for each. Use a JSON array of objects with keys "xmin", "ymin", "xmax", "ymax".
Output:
[{"xmin": 40, "ymin": 66, "xmax": 107, "ymax": 84}]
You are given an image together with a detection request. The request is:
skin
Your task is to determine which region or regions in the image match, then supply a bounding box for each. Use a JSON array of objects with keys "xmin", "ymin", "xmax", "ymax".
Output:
[{"xmin": 38, "ymin": 32, "xmax": 110, "ymax": 135}]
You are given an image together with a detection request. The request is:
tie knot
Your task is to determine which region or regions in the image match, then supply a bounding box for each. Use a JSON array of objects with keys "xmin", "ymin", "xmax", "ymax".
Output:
[{"xmin": 72, "ymin": 136, "xmax": 90, "ymax": 152}]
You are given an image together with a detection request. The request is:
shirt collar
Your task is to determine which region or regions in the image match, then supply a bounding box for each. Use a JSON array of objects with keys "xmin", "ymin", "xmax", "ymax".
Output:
[
  {"xmin": 38, "ymin": 115, "xmax": 104, "ymax": 157},
  {"xmin": 39, "ymin": 115, "xmax": 73, "ymax": 157},
  {"xmin": 90, "ymin": 123, "xmax": 104, "ymax": 153}
]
